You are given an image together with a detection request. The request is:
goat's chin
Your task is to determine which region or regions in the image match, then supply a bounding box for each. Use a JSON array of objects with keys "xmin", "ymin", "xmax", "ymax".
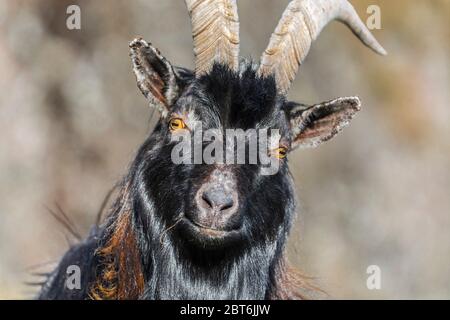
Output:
[{"xmin": 176, "ymin": 217, "xmax": 244, "ymax": 250}]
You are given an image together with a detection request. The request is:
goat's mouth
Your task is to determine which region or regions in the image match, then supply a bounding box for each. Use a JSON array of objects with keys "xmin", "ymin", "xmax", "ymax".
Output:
[
  {"xmin": 179, "ymin": 217, "xmax": 242, "ymax": 244},
  {"xmin": 188, "ymin": 219, "xmax": 230, "ymax": 237}
]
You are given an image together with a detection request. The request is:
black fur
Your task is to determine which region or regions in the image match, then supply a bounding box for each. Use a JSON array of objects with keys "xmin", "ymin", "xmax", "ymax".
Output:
[{"xmin": 39, "ymin": 63, "xmax": 301, "ymax": 300}]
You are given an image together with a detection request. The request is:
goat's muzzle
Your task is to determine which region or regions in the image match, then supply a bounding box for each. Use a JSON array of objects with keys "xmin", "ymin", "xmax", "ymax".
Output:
[{"xmin": 185, "ymin": 169, "xmax": 241, "ymax": 237}]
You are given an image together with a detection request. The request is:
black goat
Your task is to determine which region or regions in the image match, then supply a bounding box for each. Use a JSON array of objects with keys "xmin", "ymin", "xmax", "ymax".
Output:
[{"xmin": 39, "ymin": 0, "xmax": 385, "ymax": 300}]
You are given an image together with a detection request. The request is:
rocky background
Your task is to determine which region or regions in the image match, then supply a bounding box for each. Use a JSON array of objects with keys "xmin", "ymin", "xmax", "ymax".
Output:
[{"xmin": 0, "ymin": 0, "xmax": 449, "ymax": 299}]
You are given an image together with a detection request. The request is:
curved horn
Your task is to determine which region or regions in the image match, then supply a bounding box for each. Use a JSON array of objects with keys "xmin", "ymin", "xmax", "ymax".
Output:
[
  {"xmin": 185, "ymin": 0, "xmax": 240, "ymax": 75},
  {"xmin": 258, "ymin": 0, "xmax": 387, "ymax": 94}
]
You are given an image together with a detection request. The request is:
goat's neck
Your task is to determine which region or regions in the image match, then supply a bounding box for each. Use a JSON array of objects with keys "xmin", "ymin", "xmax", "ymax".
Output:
[{"xmin": 141, "ymin": 237, "xmax": 281, "ymax": 299}]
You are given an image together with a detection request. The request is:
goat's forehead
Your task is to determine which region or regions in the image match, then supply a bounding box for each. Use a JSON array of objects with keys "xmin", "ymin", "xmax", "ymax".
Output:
[
  {"xmin": 174, "ymin": 91, "xmax": 285, "ymax": 130},
  {"xmin": 174, "ymin": 71, "xmax": 287, "ymax": 130}
]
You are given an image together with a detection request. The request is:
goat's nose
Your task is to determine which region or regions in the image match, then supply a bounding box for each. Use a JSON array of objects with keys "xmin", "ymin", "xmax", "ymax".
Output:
[
  {"xmin": 201, "ymin": 187, "xmax": 235, "ymax": 212},
  {"xmin": 197, "ymin": 184, "xmax": 238, "ymax": 217},
  {"xmin": 192, "ymin": 172, "xmax": 240, "ymax": 230}
]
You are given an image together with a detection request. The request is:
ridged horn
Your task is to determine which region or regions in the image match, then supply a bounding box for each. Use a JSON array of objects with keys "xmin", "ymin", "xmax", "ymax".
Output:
[
  {"xmin": 185, "ymin": 0, "xmax": 240, "ymax": 75},
  {"xmin": 258, "ymin": 0, "xmax": 387, "ymax": 94}
]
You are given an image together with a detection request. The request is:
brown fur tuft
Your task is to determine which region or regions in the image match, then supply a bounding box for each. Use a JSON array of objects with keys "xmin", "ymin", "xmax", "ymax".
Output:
[
  {"xmin": 89, "ymin": 187, "xmax": 144, "ymax": 300},
  {"xmin": 270, "ymin": 258, "xmax": 325, "ymax": 300}
]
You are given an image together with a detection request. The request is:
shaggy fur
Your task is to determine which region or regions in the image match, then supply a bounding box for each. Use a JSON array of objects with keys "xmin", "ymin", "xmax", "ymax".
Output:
[{"xmin": 39, "ymin": 63, "xmax": 316, "ymax": 300}]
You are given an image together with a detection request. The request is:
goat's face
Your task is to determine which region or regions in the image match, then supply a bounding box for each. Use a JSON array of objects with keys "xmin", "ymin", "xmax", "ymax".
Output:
[
  {"xmin": 130, "ymin": 40, "xmax": 361, "ymax": 252},
  {"xmin": 136, "ymin": 63, "xmax": 293, "ymax": 250}
]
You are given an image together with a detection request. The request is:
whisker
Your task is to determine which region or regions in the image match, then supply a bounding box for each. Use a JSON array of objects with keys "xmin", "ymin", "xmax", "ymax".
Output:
[{"xmin": 159, "ymin": 216, "xmax": 183, "ymax": 245}]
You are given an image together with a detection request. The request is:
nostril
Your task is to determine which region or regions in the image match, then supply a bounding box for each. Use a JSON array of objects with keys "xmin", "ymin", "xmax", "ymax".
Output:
[
  {"xmin": 219, "ymin": 197, "xmax": 235, "ymax": 211},
  {"xmin": 199, "ymin": 187, "xmax": 237, "ymax": 213},
  {"xmin": 201, "ymin": 193, "xmax": 213, "ymax": 209},
  {"xmin": 221, "ymin": 202, "xmax": 233, "ymax": 211}
]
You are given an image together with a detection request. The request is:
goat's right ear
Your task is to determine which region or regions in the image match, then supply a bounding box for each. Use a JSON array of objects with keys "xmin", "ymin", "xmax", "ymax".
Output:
[
  {"xmin": 288, "ymin": 97, "xmax": 361, "ymax": 150},
  {"xmin": 129, "ymin": 38, "xmax": 181, "ymax": 118}
]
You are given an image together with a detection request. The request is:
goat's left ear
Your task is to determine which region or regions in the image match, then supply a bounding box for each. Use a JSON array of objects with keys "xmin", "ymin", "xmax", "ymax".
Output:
[
  {"xmin": 289, "ymin": 97, "xmax": 361, "ymax": 149},
  {"xmin": 129, "ymin": 38, "xmax": 181, "ymax": 118}
]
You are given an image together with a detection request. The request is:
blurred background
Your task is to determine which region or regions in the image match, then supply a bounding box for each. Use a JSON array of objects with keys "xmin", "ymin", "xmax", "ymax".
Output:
[{"xmin": 0, "ymin": 0, "xmax": 449, "ymax": 299}]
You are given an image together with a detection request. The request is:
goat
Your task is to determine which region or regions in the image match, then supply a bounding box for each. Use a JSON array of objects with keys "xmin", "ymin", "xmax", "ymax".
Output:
[{"xmin": 38, "ymin": 0, "xmax": 385, "ymax": 300}]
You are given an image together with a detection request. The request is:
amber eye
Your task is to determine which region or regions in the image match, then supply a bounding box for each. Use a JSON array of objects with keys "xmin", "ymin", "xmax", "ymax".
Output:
[
  {"xmin": 272, "ymin": 147, "xmax": 288, "ymax": 159},
  {"xmin": 169, "ymin": 118, "xmax": 186, "ymax": 131}
]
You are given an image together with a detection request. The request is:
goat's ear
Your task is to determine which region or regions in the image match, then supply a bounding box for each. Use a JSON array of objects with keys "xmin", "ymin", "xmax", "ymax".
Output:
[
  {"xmin": 289, "ymin": 97, "xmax": 361, "ymax": 149},
  {"xmin": 129, "ymin": 38, "xmax": 182, "ymax": 118}
]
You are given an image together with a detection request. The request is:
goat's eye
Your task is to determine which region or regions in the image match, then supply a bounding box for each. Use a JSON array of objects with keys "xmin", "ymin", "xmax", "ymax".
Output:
[
  {"xmin": 272, "ymin": 147, "xmax": 288, "ymax": 159},
  {"xmin": 169, "ymin": 118, "xmax": 186, "ymax": 131}
]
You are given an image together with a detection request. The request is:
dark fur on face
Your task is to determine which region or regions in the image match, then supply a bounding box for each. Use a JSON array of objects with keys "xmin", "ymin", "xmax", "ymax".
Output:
[
  {"xmin": 129, "ymin": 63, "xmax": 297, "ymax": 299},
  {"xmin": 39, "ymin": 42, "xmax": 360, "ymax": 299}
]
